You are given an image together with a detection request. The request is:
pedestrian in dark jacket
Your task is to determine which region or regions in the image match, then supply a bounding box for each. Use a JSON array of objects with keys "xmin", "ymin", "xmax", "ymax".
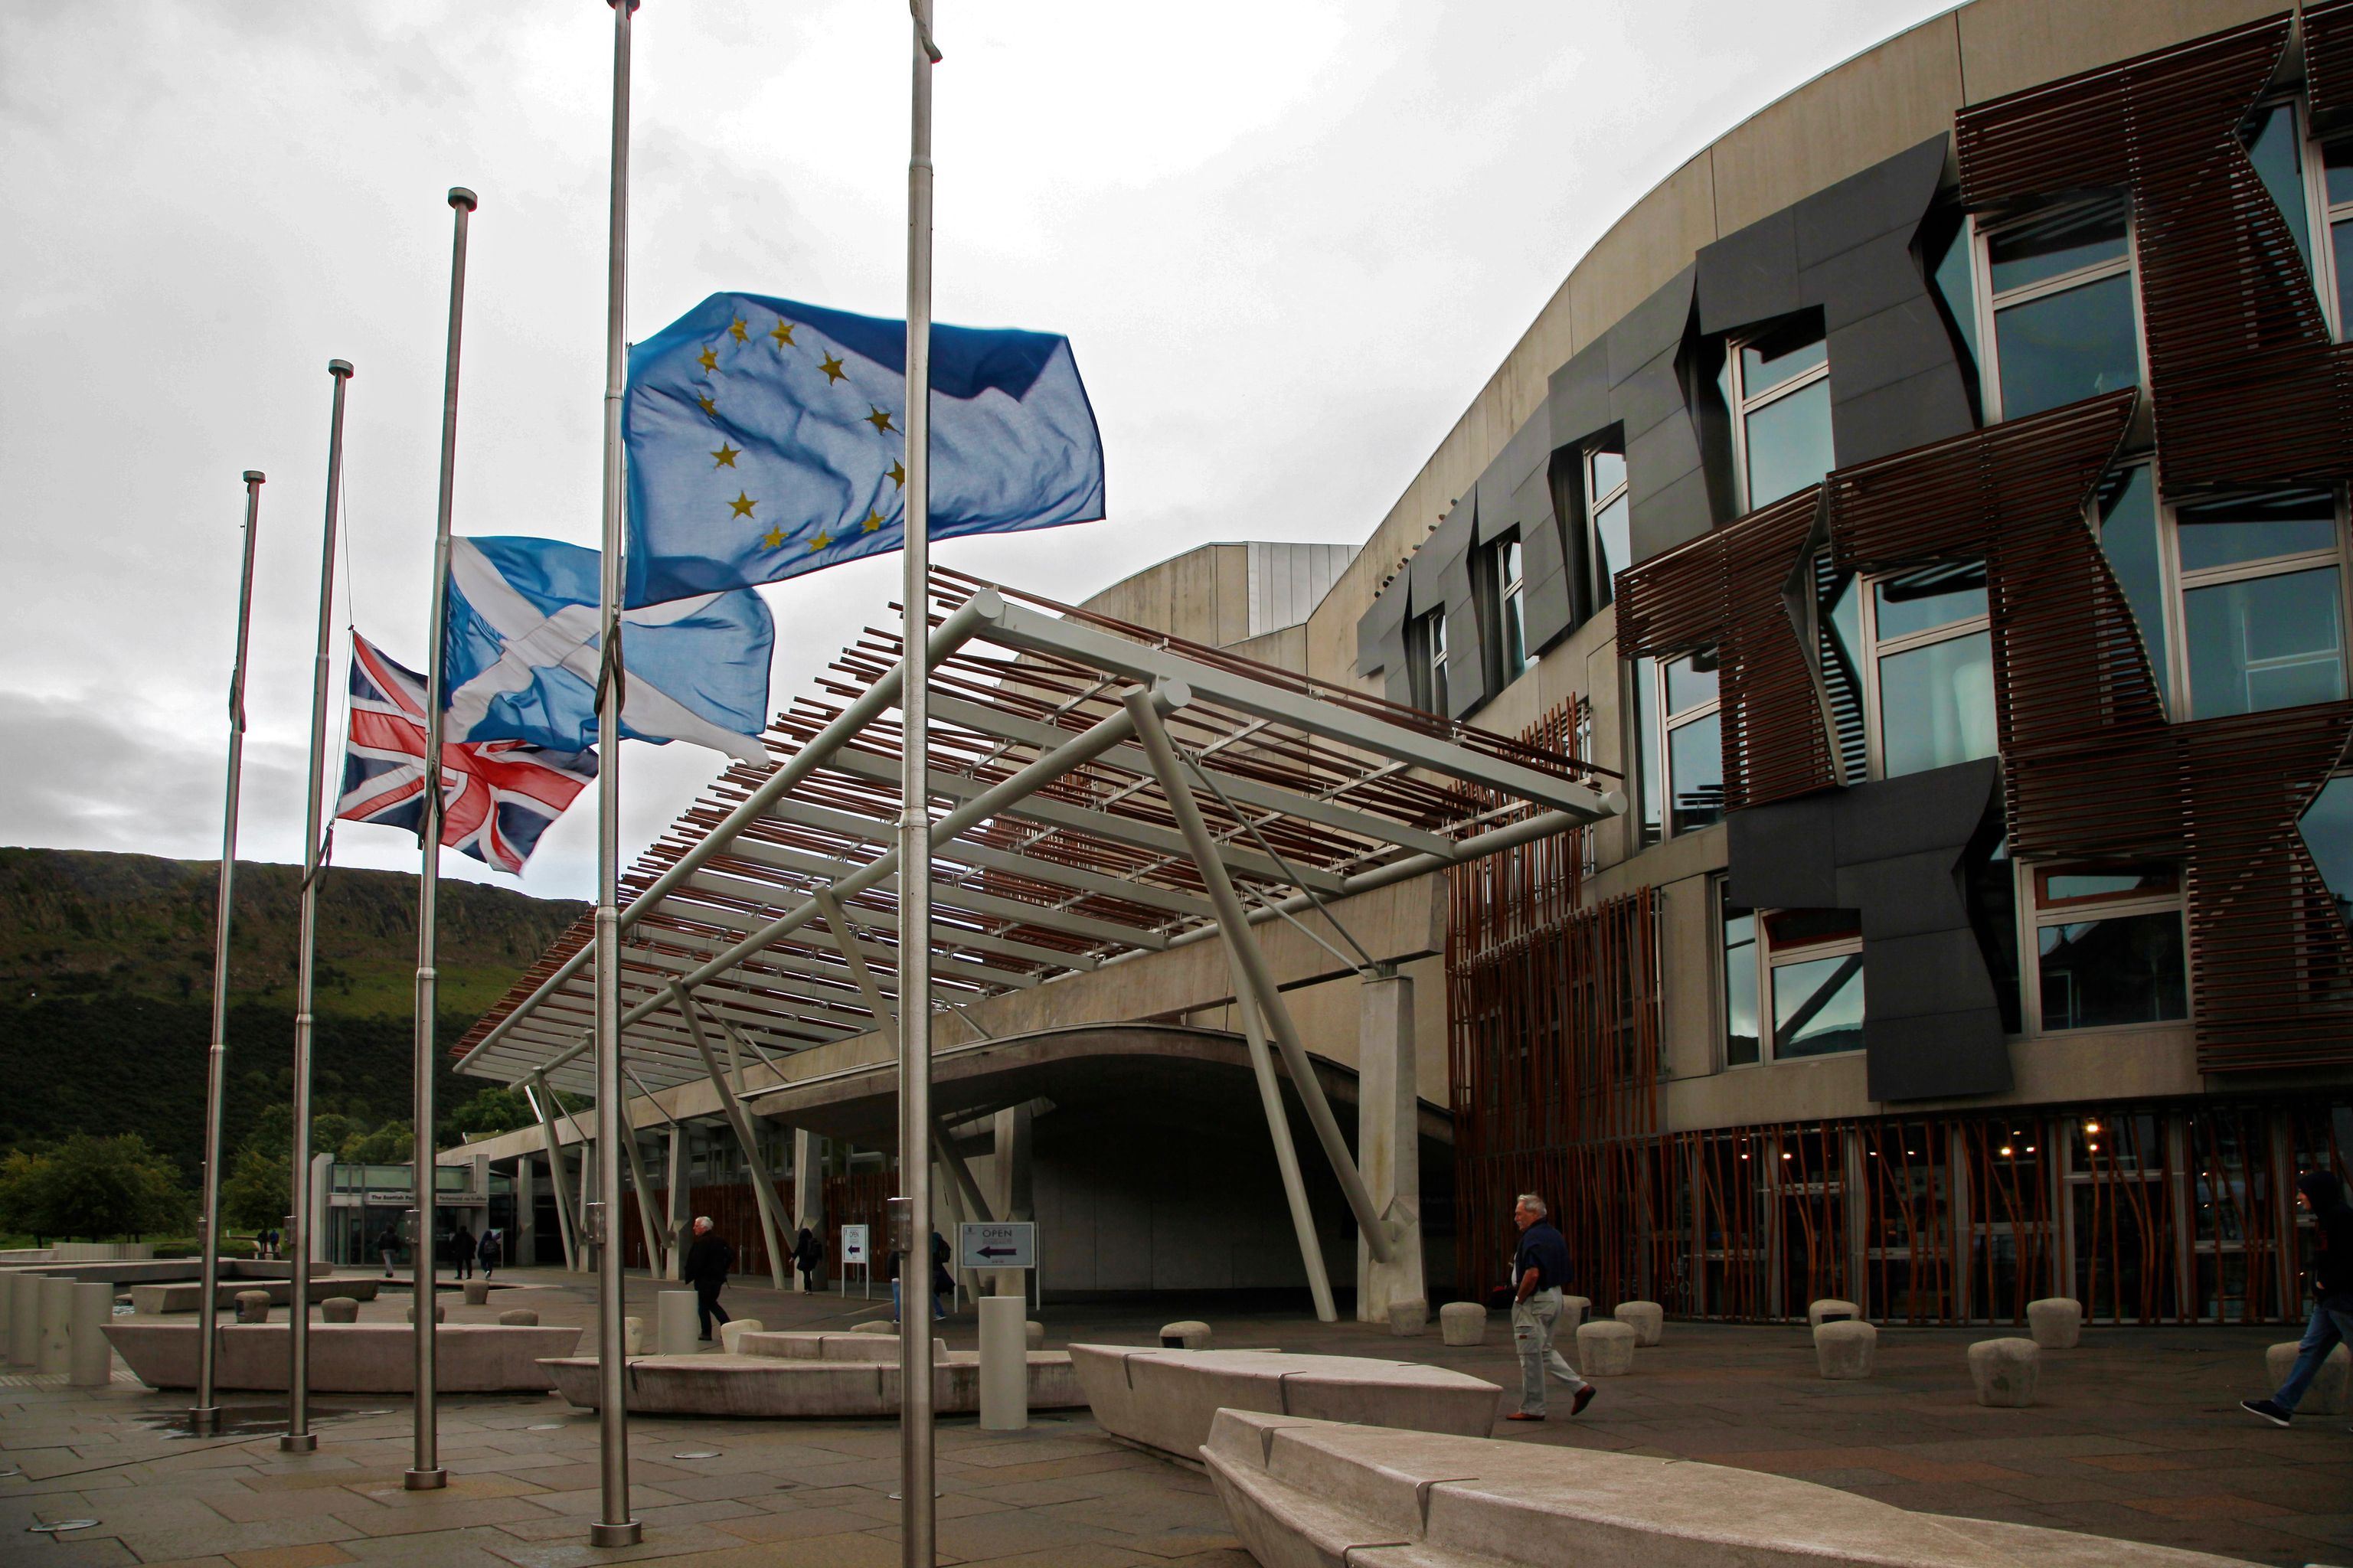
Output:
[
  {"xmin": 684, "ymin": 1216, "xmax": 735, "ymax": 1341},
  {"xmin": 478, "ymin": 1228, "xmax": 503, "ymax": 1279},
  {"xmin": 793, "ymin": 1227, "xmax": 822, "ymax": 1292},
  {"xmin": 377, "ymin": 1223, "xmax": 401, "ymax": 1278},
  {"xmin": 2244, "ymin": 1171, "xmax": 2353, "ymax": 1426},
  {"xmin": 452, "ymin": 1224, "xmax": 475, "ymax": 1280}
]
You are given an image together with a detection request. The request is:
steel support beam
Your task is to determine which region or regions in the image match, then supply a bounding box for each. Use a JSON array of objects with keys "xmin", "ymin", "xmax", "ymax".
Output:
[
  {"xmin": 526, "ymin": 1076, "xmax": 580, "ymax": 1271},
  {"xmin": 673, "ymin": 985, "xmax": 792, "ymax": 1290}
]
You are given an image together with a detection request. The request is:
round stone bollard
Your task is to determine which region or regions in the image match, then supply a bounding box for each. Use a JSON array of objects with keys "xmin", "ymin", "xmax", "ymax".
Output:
[
  {"xmin": 499, "ymin": 1308, "xmax": 540, "ymax": 1327},
  {"xmin": 1025, "ymin": 1320, "xmax": 1045, "ymax": 1351},
  {"xmin": 852, "ymin": 1319, "xmax": 897, "ymax": 1335},
  {"xmin": 2028, "ymin": 1298, "xmax": 2083, "ymax": 1350},
  {"xmin": 37, "ymin": 1277, "xmax": 73, "ymax": 1374},
  {"xmin": 1576, "ymin": 1318, "xmax": 1638, "ymax": 1376},
  {"xmin": 321, "ymin": 1296, "xmax": 361, "ymax": 1323},
  {"xmin": 1814, "ymin": 1319, "xmax": 1877, "ymax": 1380},
  {"xmin": 1968, "ymin": 1338, "xmax": 2041, "ymax": 1407},
  {"xmin": 462, "ymin": 1280, "xmax": 492, "ymax": 1307},
  {"xmin": 2264, "ymin": 1340, "xmax": 2351, "ymax": 1414},
  {"xmin": 1440, "ymin": 1301, "xmax": 1489, "ymax": 1347},
  {"xmin": 1160, "ymin": 1319, "xmax": 1212, "ymax": 1350},
  {"xmin": 69, "ymin": 1281, "xmax": 113, "ymax": 1387},
  {"xmin": 234, "ymin": 1290, "xmax": 273, "ymax": 1325},
  {"xmin": 718, "ymin": 1318, "xmax": 764, "ymax": 1354},
  {"xmin": 1561, "ymin": 1295, "xmax": 1591, "ymax": 1331},
  {"xmin": 1806, "ymin": 1298, "xmax": 1861, "ymax": 1328},
  {"xmin": 1613, "ymin": 1301, "xmax": 1664, "ymax": 1347},
  {"xmin": 405, "ymin": 1304, "xmax": 447, "ymax": 1325},
  {"xmin": 1387, "ymin": 1299, "xmax": 1430, "ymax": 1337}
]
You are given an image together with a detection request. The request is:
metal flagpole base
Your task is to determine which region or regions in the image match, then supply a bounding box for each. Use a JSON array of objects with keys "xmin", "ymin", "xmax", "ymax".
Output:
[
  {"xmin": 588, "ymin": 1521, "xmax": 642, "ymax": 1547},
  {"xmin": 403, "ymin": 1468, "xmax": 447, "ymax": 1491},
  {"xmin": 278, "ymin": 1433, "xmax": 316, "ymax": 1454},
  {"xmin": 188, "ymin": 1407, "xmax": 221, "ymax": 1435}
]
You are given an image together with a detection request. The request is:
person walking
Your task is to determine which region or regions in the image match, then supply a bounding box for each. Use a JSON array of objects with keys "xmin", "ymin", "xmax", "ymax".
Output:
[
  {"xmin": 376, "ymin": 1220, "xmax": 401, "ymax": 1279},
  {"xmin": 1503, "ymin": 1193, "xmax": 1593, "ymax": 1422},
  {"xmin": 451, "ymin": 1223, "xmax": 475, "ymax": 1281},
  {"xmin": 793, "ymin": 1226, "xmax": 821, "ymax": 1292},
  {"xmin": 2243, "ymin": 1171, "xmax": 2353, "ymax": 1426},
  {"xmin": 684, "ymin": 1216, "xmax": 734, "ymax": 1342},
  {"xmin": 478, "ymin": 1227, "xmax": 502, "ymax": 1281},
  {"xmin": 930, "ymin": 1229, "xmax": 953, "ymax": 1320}
]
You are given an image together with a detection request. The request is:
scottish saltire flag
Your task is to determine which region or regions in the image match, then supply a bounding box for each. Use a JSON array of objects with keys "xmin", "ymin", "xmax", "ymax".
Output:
[
  {"xmin": 622, "ymin": 291, "xmax": 1105, "ymax": 607},
  {"xmin": 443, "ymin": 535, "xmax": 773, "ymax": 763},
  {"xmin": 336, "ymin": 633, "xmax": 596, "ymax": 876}
]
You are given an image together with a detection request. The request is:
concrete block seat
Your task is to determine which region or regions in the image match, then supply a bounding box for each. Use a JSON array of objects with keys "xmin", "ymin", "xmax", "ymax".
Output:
[
  {"xmin": 1968, "ymin": 1338, "xmax": 2040, "ymax": 1407},
  {"xmin": 1203, "ymin": 1409, "xmax": 2256, "ymax": 1568},
  {"xmin": 1808, "ymin": 1298, "xmax": 1862, "ymax": 1328},
  {"xmin": 2029, "ymin": 1298, "xmax": 2083, "ymax": 1349},
  {"xmin": 105, "ymin": 1321, "xmax": 580, "ymax": 1393},
  {"xmin": 539, "ymin": 1334, "xmax": 1084, "ymax": 1418},
  {"xmin": 1815, "ymin": 1319, "xmax": 1877, "ymax": 1380},
  {"xmin": 1575, "ymin": 1319, "xmax": 1636, "ymax": 1376},
  {"xmin": 1070, "ymin": 1345, "xmax": 1502, "ymax": 1463},
  {"xmin": 1440, "ymin": 1301, "xmax": 1488, "ymax": 1347},
  {"xmin": 1613, "ymin": 1301, "xmax": 1664, "ymax": 1345},
  {"xmin": 126, "ymin": 1276, "xmax": 382, "ymax": 1315},
  {"xmin": 2264, "ymin": 1340, "xmax": 2349, "ymax": 1413}
]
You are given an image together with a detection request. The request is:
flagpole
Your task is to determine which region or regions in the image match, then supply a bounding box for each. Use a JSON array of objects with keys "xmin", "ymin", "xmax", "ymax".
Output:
[
  {"xmin": 407, "ymin": 186, "xmax": 475, "ymax": 1494},
  {"xmin": 588, "ymin": 0, "xmax": 642, "ymax": 1549},
  {"xmin": 283, "ymin": 361, "xmax": 351, "ymax": 1455},
  {"xmin": 898, "ymin": 3, "xmax": 942, "ymax": 1563},
  {"xmin": 194, "ymin": 469, "xmax": 264, "ymax": 1436}
]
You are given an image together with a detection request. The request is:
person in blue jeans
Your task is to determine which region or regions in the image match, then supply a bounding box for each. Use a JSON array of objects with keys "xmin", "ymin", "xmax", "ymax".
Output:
[{"xmin": 2243, "ymin": 1171, "xmax": 2353, "ymax": 1427}]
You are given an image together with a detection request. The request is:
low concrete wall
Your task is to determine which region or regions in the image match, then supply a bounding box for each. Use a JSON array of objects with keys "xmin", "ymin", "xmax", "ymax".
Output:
[
  {"xmin": 1070, "ymin": 1346, "xmax": 1501, "ymax": 1463},
  {"xmin": 1204, "ymin": 1410, "xmax": 2257, "ymax": 1568},
  {"xmin": 737, "ymin": 1331, "xmax": 949, "ymax": 1364},
  {"xmin": 104, "ymin": 1321, "xmax": 581, "ymax": 1393},
  {"xmin": 128, "ymin": 1277, "xmax": 382, "ymax": 1315},
  {"xmin": 538, "ymin": 1351, "xmax": 1083, "ymax": 1417}
]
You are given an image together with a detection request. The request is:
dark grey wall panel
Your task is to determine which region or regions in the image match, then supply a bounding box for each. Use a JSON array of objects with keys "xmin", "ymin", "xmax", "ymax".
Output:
[{"xmin": 1727, "ymin": 758, "xmax": 2011, "ymax": 1102}]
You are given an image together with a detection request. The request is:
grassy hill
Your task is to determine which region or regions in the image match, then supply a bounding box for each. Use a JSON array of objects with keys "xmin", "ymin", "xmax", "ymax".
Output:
[{"xmin": 0, "ymin": 847, "xmax": 583, "ymax": 1177}]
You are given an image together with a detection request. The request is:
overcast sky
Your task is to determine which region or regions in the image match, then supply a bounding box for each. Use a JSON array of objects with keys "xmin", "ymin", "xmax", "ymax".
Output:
[{"xmin": 1, "ymin": 0, "xmax": 1947, "ymax": 903}]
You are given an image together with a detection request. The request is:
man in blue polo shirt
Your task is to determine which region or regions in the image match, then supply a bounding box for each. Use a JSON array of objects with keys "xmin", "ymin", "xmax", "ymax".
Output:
[{"xmin": 1504, "ymin": 1193, "xmax": 1593, "ymax": 1422}]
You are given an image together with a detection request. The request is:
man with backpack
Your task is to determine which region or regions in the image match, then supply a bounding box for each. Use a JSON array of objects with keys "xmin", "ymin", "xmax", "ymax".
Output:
[
  {"xmin": 684, "ymin": 1216, "xmax": 735, "ymax": 1342},
  {"xmin": 1503, "ymin": 1193, "xmax": 1593, "ymax": 1422}
]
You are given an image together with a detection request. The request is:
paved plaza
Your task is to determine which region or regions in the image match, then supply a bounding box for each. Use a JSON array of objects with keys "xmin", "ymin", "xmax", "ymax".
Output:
[{"xmin": 3, "ymin": 1267, "xmax": 2348, "ymax": 1567}]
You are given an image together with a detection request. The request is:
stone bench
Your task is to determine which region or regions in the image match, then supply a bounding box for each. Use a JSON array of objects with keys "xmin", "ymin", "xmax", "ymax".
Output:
[
  {"xmin": 538, "ymin": 1349, "xmax": 1083, "ymax": 1418},
  {"xmin": 1202, "ymin": 1409, "xmax": 2256, "ymax": 1567},
  {"xmin": 1807, "ymin": 1298, "xmax": 1861, "ymax": 1328},
  {"xmin": 2264, "ymin": 1339, "xmax": 2350, "ymax": 1413},
  {"xmin": 1069, "ymin": 1346, "xmax": 1501, "ymax": 1463},
  {"xmin": 1575, "ymin": 1319, "xmax": 1636, "ymax": 1376},
  {"xmin": 126, "ymin": 1277, "xmax": 382, "ymax": 1315},
  {"xmin": 738, "ymin": 1330, "xmax": 952, "ymax": 1363},
  {"xmin": 1968, "ymin": 1338, "xmax": 2039, "ymax": 1407},
  {"xmin": 1440, "ymin": 1302, "xmax": 1487, "ymax": 1347},
  {"xmin": 1613, "ymin": 1301, "xmax": 1663, "ymax": 1345},
  {"xmin": 104, "ymin": 1321, "xmax": 580, "ymax": 1393},
  {"xmin": 1815, "ymin": 1319, "xmax": 1876, "ymax": 1379},
  {"xmin": 2028, "ymin": 1298, "xmax": 2083, "ymax": 1349}
]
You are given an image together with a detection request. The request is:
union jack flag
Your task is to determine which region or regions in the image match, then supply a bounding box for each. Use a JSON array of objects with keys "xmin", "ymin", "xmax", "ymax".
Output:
[{"xmin": 336, "ymin": 632, "xmax": 596, "ymax": 875}]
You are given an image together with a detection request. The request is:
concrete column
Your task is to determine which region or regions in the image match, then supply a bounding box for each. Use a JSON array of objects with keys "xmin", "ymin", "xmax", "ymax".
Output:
[
  {"xmin": 791, "ymin": 1127, "xmax": 826, "ymax": 1290},
  {"xmin": 8, "ymin": 1272, "xmax": 38, "ymax": 1365},
  {"xmin": 1355, "ymin": 971, "xmax": 1424, "ymax": 1324},
  {"xmin": 69, "ymin": 1280, "xmax": 111, "ymax": 1387},
  {"xmin": 514, "ymin": 1155, "xmax": 538, "ymax": 1267},
  {"xmin": 37, "ymin": 1276, "xmax": 73, "ymax": 1374},
  {"xmin": 665, "ymin": 1124, "xmax": 691, "ymax": 1282},
  {"xmin": 990, "ymin": 1106, "xmax": 1034, "ymax": 1297},
  {"xmin": 308, "ymin": 1154, "xmax": 333, "ymax": 1264}
]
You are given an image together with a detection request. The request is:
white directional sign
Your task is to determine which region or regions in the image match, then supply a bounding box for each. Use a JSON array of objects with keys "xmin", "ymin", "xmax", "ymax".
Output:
[
  {"xmin": 957, "ymin": 1221, "xmax": 1035, "ymax": 1270},
  {"xmin": 840, "ymin": 1223, "xmax": 869, "ymax": 1265}
]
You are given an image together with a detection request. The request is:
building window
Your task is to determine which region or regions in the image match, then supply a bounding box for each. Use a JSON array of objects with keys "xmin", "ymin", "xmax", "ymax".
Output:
[
  {"xmin": 1485, "ymin": 532, "xmax": 1528, "ymax": 688},
  {"xmin": 2097, "ymin": 466, "xmax": 2351, "ymax": 723},
  {"xmin": 1407, "ymin": 606, "xmax": 1448, "ymax": 715},
  {"xmin": 2300, "ymin": 773, "xmax": 2353, "ymax": 932},
  {"xmin": 2250, "ymin": 98, "xmax": 2353, "ymax": 339},
  {"xmin": 2246, "ymin": 99, "xmax": 2316, "ymax": 280},
  {"xmin": 1585, "ymin": 446, "xmax": 1629, "ymax": 609},
  {"xmin": 1822, "ymin": 561, "xmax": 1997, "ymax": 779},
  {"xmin": 1721, "ymin": 882, "xmax": 1865, "ymax": 1067},
  {"xmin": 2322, "ymin": 137, "xmax": 2353, "ymax": 338},
  {"xmin": 1635, "ymin": 648, "xmax": 1723, "ymax": 847},
  {"xmin": 1976, "ymin": 201, "xmax": 2142, "ymax": 420},
  {"xmin": 2026, "ymin": 862, "xmax": 2188, "ymax": 1032},
  {"xmin": 1723, "ymin": 318, "xmax": 1832, "ymax": 510}
]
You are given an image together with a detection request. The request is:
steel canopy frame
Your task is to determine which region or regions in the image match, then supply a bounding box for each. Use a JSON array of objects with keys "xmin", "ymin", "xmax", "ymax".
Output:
[{"xmin": 449, "ymin": 573, "xmax": 1622, "ymax": 1269}]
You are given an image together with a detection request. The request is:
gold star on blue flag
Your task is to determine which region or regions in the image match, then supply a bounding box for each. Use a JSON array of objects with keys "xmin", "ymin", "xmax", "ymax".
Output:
[{"xmin": 621, "ymin": 291, "xmax": 1106, "ymax": 607}]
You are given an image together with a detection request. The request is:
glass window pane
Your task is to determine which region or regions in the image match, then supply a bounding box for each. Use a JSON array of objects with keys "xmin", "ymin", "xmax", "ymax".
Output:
[
  {"xmin": 1766, "ymin": 906, "xmax": 1862, "ymax": 949},
  {"xmin": 2096, "ymin": 466, "xmax": 2169, "ymax": 709},
  {"xmin": 1665, "ymin": 648, "xmax": 1720, "ymax": 715},
  {"xmin": 1501, "ymin": 590, "xmax": 1526, "ymax": 682},
  {"xmin": 1668, "ymin": 709, "xmax": 1724, "ymax": 835},
  {"xmin": 2244, "ymin": 103, "xmax": 2313, "ymax": 275},
  {"xmin": 1589, "ymin": 449, "xmax": 1626, "ymax": 500},
  {"xmin": 2175, "ymin": 489, "xmax": 2338, "ymax": 572},
  {"xmin": 2335, "ymin": 219, "xmax": 2353, "ymax": 340},
  {"xmin": 1592, "ymin": 492, "xmax": 1629, "ymax": 607},
  {"xmin": 2299, "ymin": 775, "xmax": 2353, "ymax": 931},
  {"xmin": 2037, "ymin": 911, "xmax": 2188, "ymax": 1028},
  {"xmin": 1743, "ymin": 376, "xmax": 1833, "ymax": 508},
  {"xmin": 1502, "ymin": 539, "xmax": 1523, "ymax": 587},
  {"xmin": 1994, "ymin": 273, "xmax": 2140, "ymax": 418},
  {"xmin": 1988, "ymin": 206, "xmax": 2129, "ymax": 294},
  {"xmin": 1740, "ymin": 325, "xmax": 1828, "ymax": 398},
  {"xmin": 1773, "ymin": 952, "xmax": 1866, "ymax": 1058},
  {"xmin": 2042, "ymin": 865, "xmax": 2175, "ymax": 903},
  {"xmin": 2326, "ymin": 139, "xmax": 2353, "ymax": 206},
  {"xmin": 2184, "ymin": 566, "xmax": 2347, "ymax": 718},
  {"xmin": 1928, "ymin": 217, "xmax": 1979, "ymax": 382},
  {"xmin": 1636, "ymin": 657, "xmax": 1662, "ymax": 848},
  {"xmin": 1874, "ymin": 561, "xmax": 1988, "ymax": 641},
  {"xmin": 1723, "ymin": 890, "xmax": 1758, "ymax": 1067},
  {"xmin": 1878, "ymin": 630, "xmax": 1997, "ymax": 778}
]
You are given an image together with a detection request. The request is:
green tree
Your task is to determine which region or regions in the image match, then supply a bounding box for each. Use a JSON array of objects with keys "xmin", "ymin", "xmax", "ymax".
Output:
[
  {"xmin": 0, "ymin": 1148, "xmax": 57, "ymax": 1243},
  {"xmin": 449, "ymin": 1086, "xmax": 535, "ymax": 1138},
  {"xmin": 218, "ymin": 1144, "xmax": 289, "ymax": 1232},
  {"xmin": 340, "ymin": 1120, "xmax": 413, "ymax": 1164},
  {"xmin": 11, "ymin": 1135, "xmax": 188, "ymax": 1240}
]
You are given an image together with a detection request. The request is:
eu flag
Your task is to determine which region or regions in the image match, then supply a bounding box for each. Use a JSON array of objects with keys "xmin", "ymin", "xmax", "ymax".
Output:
[{"xmin": 623, "ymin": 291, "xmax": 1106, "ymax": 608}]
